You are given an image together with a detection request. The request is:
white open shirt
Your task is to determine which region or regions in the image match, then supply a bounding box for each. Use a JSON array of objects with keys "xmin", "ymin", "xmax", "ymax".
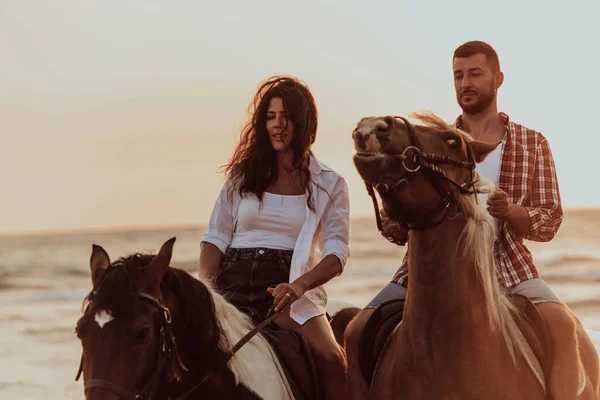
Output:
[{"xmin": 202, "ymin": 153, "xmax": 350, "ymax": 325}]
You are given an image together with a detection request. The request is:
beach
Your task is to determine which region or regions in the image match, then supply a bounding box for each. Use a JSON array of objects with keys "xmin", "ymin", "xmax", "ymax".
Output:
[{"xmin": 1, "ymin": 208, "xmax": 599, "ymax": 399}]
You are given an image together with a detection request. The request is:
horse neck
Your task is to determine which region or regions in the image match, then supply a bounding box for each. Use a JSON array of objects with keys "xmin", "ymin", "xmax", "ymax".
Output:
[{"xmin": 404, "ymin": 209, "xmax": 496, "ymax": 350}]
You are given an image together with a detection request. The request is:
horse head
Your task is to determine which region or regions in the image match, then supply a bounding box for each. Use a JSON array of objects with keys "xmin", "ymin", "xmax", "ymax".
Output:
[
  {"xmin": 75, "ymin": 238, "xmax": 225, "ymax": 400},
  {"xmin": 352, "ymin": 112, "xmax": 499, "ymax": 230}
]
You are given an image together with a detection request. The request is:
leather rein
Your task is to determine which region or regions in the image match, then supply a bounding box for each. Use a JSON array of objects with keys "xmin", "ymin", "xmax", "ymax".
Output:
[
  {"xmin": 361, "ymin": 116, "xmax": 479, "ymax": 238},
  {"xmin": 76, "ymin": 291, "xmax": 278, "ymax": 400}
]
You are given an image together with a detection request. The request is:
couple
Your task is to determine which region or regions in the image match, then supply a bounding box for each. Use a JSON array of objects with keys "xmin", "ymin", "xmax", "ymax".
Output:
[{"xmin": 198, "ymin": 40, "xmax": 573, "ymax": 400}]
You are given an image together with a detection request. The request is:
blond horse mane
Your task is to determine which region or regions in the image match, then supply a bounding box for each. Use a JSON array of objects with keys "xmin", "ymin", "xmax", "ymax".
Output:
[{"xmin": 409, "ymin": 111, "xmax": 532, "ymax": 367}]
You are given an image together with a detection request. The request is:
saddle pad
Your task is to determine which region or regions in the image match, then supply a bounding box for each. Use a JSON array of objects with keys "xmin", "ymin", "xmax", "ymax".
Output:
[{"xmin": 358, "ymin": 299, "xmax": 405, "ymax": 386}]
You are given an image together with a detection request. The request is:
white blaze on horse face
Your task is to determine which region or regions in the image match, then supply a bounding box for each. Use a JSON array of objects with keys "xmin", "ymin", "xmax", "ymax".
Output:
[
  {"xmin": 356, "ymin": 119, "xmax": 388, "ymax": 153},
  {"xmin": 94, "ymin": 309, "xmax": 114, "ymax": 328}
]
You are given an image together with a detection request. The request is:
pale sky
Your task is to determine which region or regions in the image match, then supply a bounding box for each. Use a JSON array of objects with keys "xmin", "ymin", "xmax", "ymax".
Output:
[{"xmin": 1, "ymin": 0, "xmax": 598, "ymax": 234}]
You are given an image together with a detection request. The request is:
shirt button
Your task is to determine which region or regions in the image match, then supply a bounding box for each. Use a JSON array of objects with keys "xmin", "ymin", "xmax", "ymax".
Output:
[{"xmin": 258, "ymin": 249, "xmax": 265, "ymax": 255}]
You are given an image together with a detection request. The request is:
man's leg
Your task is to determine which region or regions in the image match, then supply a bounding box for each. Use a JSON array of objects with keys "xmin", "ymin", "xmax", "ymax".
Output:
[
  {"xmin": 510, "ymin": 278, "xmax": 579, "ymax": 399},
  {"xmin": 344, "ymin": 283, "xmax": 408, "ymax": 400}
]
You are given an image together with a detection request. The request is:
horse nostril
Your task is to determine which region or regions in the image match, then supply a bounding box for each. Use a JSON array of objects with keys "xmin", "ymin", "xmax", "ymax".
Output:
[{"xmin": 354, "ymin": 132, "xmax": 366, "ymax": 149}]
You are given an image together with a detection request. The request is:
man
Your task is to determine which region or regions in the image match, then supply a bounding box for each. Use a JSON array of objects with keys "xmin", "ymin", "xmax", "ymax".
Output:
[{"xmin": 345, "ymin": 40, "xmax": 577, "ymax": 399}]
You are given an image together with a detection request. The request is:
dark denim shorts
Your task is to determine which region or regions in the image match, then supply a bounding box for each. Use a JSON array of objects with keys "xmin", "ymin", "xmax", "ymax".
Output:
[{"xmin": 214, "ymin": 247, "xmax": 293, "ymax": 323}]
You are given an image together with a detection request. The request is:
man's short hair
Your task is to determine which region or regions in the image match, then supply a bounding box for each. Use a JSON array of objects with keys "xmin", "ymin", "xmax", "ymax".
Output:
[{"xmin": 453, "ymin": 40, "xmax": 500, "ymax": 72}]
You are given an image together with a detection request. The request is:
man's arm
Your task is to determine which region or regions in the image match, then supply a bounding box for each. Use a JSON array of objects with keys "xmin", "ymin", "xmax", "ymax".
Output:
[
  {"xmin": 521, "ymin": 138, "xmax": 563, "ymax": 241},
  {"xmin": 488, "ymin": 138, "xmax": 563, "ymax": 241}
]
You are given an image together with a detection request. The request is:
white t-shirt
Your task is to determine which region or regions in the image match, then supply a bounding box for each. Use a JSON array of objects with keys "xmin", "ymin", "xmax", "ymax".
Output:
[
  {"xmin": 230, "ymin": 192, "xmax": 307, "ymax": 250},
  {"xmin": 475, "ymin": 144, "xmax": 502, "ymax": 205}
]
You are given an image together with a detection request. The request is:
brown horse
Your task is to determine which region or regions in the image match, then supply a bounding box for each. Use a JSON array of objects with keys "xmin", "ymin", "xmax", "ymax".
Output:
[
  {"xmin": 351, "ymin": 112, "xmax": 599, "ymax": 399},
  {"xmin": 75, "ymin": 237, "xmax": 358, "ymax": 400}
]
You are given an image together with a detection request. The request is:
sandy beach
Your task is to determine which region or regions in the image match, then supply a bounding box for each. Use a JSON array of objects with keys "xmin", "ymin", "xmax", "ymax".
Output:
[{"xmin": 1, "ymin": 208, "xmax": 599, "ymax": 399}]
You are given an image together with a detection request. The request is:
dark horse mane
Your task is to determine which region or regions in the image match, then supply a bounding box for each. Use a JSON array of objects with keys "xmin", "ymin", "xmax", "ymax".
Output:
[{"xmin": 83, "ymin": 253, "xmax": 229, "ymax": 364}]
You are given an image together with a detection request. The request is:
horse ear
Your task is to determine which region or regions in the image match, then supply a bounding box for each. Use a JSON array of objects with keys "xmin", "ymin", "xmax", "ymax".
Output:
[
  {"xmin": 90, "ymin": 244, "xmax": 111, "ymax": 286},
  {"xmin": 144, "ymin": 237, "xmax": 176, "ymax": 289},
  {"xmin": 470, "ymin": 140, "xmax": 501, "ymax": 163}
]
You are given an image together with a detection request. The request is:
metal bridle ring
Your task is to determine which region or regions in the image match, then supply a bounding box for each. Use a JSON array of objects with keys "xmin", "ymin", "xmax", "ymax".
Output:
[
  {"xmin": 401, "ymin": 146, "xmax": 421, "ymax": 173},
  {"xmin": 375, "ymin": 183, "xmax": 390, "ymax": 193}
]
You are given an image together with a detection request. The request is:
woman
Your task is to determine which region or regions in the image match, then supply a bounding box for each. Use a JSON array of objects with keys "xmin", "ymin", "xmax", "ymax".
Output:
[{"xmin": 199, "ymin": 75, "xmax": 350, "ymax": 400}]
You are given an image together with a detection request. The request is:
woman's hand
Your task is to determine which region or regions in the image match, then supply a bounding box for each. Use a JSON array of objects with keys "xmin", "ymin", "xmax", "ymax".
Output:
[{"xmin": 267, "ymin": 281, "xmax": 307, "ymax": 313}]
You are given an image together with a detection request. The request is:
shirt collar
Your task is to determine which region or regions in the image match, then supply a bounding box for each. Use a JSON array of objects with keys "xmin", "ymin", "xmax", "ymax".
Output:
[
  {"xmin": 308, "ymin": 152, "xmax": 332, "ymax": 175},
  {"xmin": 454, "ymin": 112, "xmax": 510, "ymax": 130}
]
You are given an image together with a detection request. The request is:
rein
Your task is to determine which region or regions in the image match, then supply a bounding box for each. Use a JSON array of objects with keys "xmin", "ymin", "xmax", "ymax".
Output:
[
  {"xmin": 362, "ymin": 116, "xmax": 479, "ymax": 235},
  {"xmin": 76, "ymin": 292, "xmax": 279, "ymax": 400}
]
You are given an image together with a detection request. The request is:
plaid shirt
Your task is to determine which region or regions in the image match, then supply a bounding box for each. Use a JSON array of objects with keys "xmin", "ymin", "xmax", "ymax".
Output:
[{"xmin": 391, "ymin": 112, "xmax": 563, "ymax": 288}]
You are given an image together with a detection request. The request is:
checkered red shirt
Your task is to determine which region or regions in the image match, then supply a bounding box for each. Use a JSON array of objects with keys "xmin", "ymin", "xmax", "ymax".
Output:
[{"xmin": 391, "ymin": 112, "xmax": 563, "ymax": 288}]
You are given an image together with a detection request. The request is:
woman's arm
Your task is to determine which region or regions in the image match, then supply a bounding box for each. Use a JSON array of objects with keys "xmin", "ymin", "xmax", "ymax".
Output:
[
  {"xmin": 198, "ymin": 242, "xmax": 224, "ymax": 283},
  {"xmin": 199, "ymin": 181, "xmax": 235, "ymax": 282}
]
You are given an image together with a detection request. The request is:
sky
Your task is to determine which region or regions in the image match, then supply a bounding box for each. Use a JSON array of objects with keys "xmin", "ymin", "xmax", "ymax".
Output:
[{"xmin": 1, "ymin": 0, "xmax": 598, "ymax": 234}]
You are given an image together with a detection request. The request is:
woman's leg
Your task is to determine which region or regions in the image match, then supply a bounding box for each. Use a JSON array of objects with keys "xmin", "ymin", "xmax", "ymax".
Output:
[{"xmin": 275, "ymin": 311, "xmax": 349, "ymax": 400}]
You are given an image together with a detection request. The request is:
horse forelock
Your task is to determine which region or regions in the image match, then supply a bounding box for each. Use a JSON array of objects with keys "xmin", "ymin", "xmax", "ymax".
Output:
[
  {"xmin": 83, "ymin": 253, "xmax": 153, "ymax": 315},
  {"xmin": 83, "ymin": 253, "xmax": 225, "ymax": 353}
]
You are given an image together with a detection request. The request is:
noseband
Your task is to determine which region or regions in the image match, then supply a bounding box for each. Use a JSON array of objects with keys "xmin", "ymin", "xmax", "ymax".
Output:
[
  {"xmin": 75, "ymin": 292, "xmax": 189, "ymax": 400},
  {"xmin": 361, "ymin": 116, "xmax": 478, "ymax": 237}
]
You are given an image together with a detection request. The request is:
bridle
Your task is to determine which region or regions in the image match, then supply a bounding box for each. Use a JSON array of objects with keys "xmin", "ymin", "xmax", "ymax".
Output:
[
  {"xmin": 76, "ymin": 291, "xmax": 280, "ymax": 400},
  {"xmin": 358, "ymin": 116, "xmax": 480, "ymax": 237}
]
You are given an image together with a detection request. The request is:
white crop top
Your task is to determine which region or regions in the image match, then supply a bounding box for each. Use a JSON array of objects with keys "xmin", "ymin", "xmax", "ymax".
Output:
[{"xmin": 229, "ymin": 192, "xmax": 307, "ymax": 250}]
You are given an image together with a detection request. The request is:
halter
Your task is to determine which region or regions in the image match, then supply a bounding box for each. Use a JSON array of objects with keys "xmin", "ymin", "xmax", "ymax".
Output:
[
  {"xmin": 76, "ymin": 292, "xmax": 280, "ymax": 400},
  {"xmin": 360, "ymin": 116, "xmax": 479, "ymax": 237}
]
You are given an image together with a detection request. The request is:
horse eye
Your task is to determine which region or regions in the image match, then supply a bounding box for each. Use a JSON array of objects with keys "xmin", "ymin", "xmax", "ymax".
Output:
[
  {"xmin": 134, "ymin": 327, "xmax": 150, "ymax": 343},
  {"xmin": 446, "ymin": 138, "xmax": 459, "ymax": 149}
]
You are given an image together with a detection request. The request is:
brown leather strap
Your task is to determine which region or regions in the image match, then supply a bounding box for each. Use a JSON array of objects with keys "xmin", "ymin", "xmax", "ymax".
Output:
[
  {"xmin": 85, "ymin": 378, "xmax": 139, "ymax": 400},
  {"xmin": 229, "ymin": 310, "xmax": 279, "ymax": 355}
]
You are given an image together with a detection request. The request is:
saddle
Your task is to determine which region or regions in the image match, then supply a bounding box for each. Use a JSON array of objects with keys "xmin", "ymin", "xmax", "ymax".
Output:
[
  {"xmin": 262, "ymin": 324, "xmax": 324, "ymax": 400},
  {"xmin": 358, "ymin": 299, "xmax": 406, "ymax": 385},
  {"xmin": 358, "ymin": 295, "xmax": 553, "ymax": 388}
]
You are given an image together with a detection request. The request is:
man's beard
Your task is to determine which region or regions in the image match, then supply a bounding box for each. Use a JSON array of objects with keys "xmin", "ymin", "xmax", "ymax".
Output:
[{"xmin": 457, "ymin": 84, "xmax": 495, "ymax": 115}]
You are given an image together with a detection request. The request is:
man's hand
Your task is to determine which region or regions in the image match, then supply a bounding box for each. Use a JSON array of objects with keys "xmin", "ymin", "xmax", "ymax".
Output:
[
  {"xmin": 487, "ymin": 188, "xmax": 531, "ymax": 235},
  {"xmin": 487, "ymin": 188, "xmax": 510, "ymax": 220},
  {"xmin": 380, "ymin": 207, "xmax": 408, "ymax": 245}
]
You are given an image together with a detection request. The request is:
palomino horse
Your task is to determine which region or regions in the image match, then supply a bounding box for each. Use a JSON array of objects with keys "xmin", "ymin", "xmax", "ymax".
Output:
[
  {"xmin": 351, "ymin": 112, "xmax": 599, "ymax": 399},
  {"xmin": 75, "ymin": 237, "xmax": 358, "ymax": 400}
]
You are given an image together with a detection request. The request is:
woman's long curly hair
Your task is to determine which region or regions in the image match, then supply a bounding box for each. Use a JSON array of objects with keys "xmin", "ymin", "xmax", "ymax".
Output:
[{"xmin": 222, "ymin": 75, "xmax": 319, "ymax": 211}]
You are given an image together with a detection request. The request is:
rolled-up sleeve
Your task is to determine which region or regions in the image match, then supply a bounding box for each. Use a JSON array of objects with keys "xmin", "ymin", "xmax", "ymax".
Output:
[
  {"xmin": 320, "ymin": 176, "xmax": 350, "ymax": 271},
  {"xmin": 523, "ymin": 138, "xmax": 563, "ymax": 242},
  {"xmin": 201, "ymin": 181, "xmax": 235, "ymax": 254}
]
